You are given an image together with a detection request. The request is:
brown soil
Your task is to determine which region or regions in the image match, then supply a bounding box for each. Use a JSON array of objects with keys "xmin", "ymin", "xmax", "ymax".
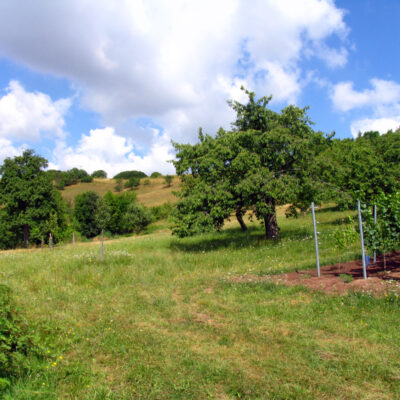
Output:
[{"xmin": 231, "ymin": 251, "xmax": 400, "ymax": 295}]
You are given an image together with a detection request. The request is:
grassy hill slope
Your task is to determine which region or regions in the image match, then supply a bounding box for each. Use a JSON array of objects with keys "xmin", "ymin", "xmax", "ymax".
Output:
[
  {"xmin": 2, "ymin": 208, "xmax": 400, "ymax": 399},
  {"xmin": 59, "ymin": 176, "xmax": 180, "ymax": 207}
]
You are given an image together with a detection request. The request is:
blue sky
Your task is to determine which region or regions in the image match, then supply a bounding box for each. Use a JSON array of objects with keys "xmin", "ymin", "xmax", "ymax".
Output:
[{"xmin": 0, "ymin": 0, "xmax": 399, "ymax": 176}]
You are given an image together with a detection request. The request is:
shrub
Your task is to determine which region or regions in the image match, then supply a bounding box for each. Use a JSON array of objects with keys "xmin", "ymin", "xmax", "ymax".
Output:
[
  {"xmin": 150, "ymin": 172, "xmax": 162, "ymax": 178},
  {"xmin": 124, "ymin": 177, "xmax": 140, "ymax": 190},
  {"xmin": 123, "ymin": 203, "xmax": 154, "ymax": 233},
  {"xmin": 143, "ymin": 179, "xmax": 151, "ymax": 186},
  {"xmin": 103, "ymin": 191, "xmax": 137, "ymax": 234},
  {"xmin": 113, "ymin": 170, "xmax": 147, "ymax": 180},
  {"xmin": 91, "ymin": 170, "xmax": 107, "ymax": 178},
  {"xmin": 151, "ymin": 202, "xmax": 173, "ymax": 221},
  {"xmin": 0, "ymin": 285, "xmax": 42, "ymax": 386},
  {"xmin": 114, "ymin": 178, "xmax": 123, "ymax": 193},
  {"xmin": 164, "ymin": 175, "xmax": 173, "ymax": 187}
]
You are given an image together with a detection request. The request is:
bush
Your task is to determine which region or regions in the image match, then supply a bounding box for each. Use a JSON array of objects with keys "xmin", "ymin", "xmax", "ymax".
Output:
[
  {"xmin": 164, "ymin": 175, "xmax": 173, "ymax": 187},
  {"xmin": 113, "ymin": 170, "xmax": 147, "ymax": 180},
  {"xmin": 80, "ymin": 175, "xmax": 93, "ymax": 183},
  {"xmin": 123, "ymin": 203, "xmax": 153, "ymax": 233},
  {"xmin": 114, "ymin": 178, "xmax": 123, "ymax": 192},
  {"xmin": 150, "ymin": 172, "xmax": 162, "ymax": 178},
  {"xmin": 0, "ymin": 285, "xmax": 42, "ymax": 386},
  {"xmin": 103, "ymin": 191, "xmax": 137, "ymax": 234},
  {"xmin": 143, "ymin": 179, "xmax": 151, "ymax": 186},
  {"xmin": 124, "ymin": 177, "xmax": 140, "ymax": 190},
  {"xmin": 91, "ymin": 170, "xmax": 107, "ymax": 178},
  {"xmin": 151, "ymin": 202, "xmax": 173, "ymax": 221}
]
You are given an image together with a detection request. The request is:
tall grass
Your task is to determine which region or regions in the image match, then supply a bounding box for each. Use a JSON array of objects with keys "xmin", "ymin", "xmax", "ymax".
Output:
[{"xmin": 1, "ymin": 207, "xmax": 399, "ymax": 399}]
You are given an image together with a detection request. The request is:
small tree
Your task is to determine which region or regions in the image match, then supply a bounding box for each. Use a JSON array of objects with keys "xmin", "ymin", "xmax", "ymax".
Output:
[
  {"xmin": 95, "ymin": 198, "xmax": 111, "ymax": 260},
  {"xmin": 73, "ymin": 191, "xmax": 101, "ymax": 238},
  {"xmin": 124, "ymin": 177, "xmax": 140, "ymax": 190},
  {"xmin": 164, "ymin": 175, "xmax": 173, "ymax": 187},
  {"xmin": 123, "ymin": 203, "xmax": 153, "ymax": 233},
  {"xmin": 114, "ymin": 178, "xmax": 123, "ymax": 192}
]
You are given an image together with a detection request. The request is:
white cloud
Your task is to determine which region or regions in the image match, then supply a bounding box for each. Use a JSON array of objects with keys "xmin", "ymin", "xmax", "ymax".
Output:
[
  {"xmin": 0, "ymin": 137, "xmax": 25, "ymax": 165},
  {"xmin": 50, "ymin": 127, "xmax": 175, "ymax": 177},
  {"xmin": 350, "ymin": 117, "xmax": 400, "ymax": 137},
  {"xmin": 331, "ymin": 78, "xmax": 400, "ymax": 137},
  {"xmin": 0, "ymin": 0, "xmax": 348, "ymax": 144},
  {"xmin": 331, "ymin": 79, "xmax": 400, "ymax": 112},
  {"xmin": 0, "ymin": 80, "xmax": 70, "ymax": 141}
]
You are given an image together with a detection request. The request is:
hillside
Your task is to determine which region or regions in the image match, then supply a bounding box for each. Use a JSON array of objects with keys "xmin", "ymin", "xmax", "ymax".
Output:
[
  {"xmin": 59, "ymin": 176, "xmax": 180, "ymax": 207},
  {"xmin": 2, "ymin": 208, "xmax": 400, "ymax": 398}
]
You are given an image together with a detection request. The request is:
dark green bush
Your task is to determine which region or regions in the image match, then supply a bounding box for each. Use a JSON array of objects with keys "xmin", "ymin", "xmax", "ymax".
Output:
[
  {"xmin": 113, "ymin": 170, "xmax": 147, "ymax": 180},
  {"xmin": 151, "ymin": 202, "xmax": 173, "ymax": 221},
  {"xmin": 150, "ymin": 172, "xmax": 162, "ymax": 178},
  {"xmin": 91, "ymin": 170, "xmax": 107, "ymax": 178},
  {"xmin": 123, "ymin": 203, "xmax": 153, "ymax": 233}
]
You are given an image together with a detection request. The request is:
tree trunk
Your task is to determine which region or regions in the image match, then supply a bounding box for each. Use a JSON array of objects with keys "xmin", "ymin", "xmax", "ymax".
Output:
[
  {"xmin": 23, "ymin": 224, "xmax": 29, "ymax": 248},
  {"xmin": 235, "ymin": 208, "xmax": 247, "ymax": 232},
  {"xmin": 263, "ymin": 199, "xmax": 280, "ymax": 240}
]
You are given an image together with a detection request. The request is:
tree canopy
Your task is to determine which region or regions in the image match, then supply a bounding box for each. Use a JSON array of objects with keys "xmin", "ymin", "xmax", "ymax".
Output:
[
  {"xmin": 172, "ymin": 88, "xmax": 331, "ymax": 239},
  {"xmin": 0, "ymin": 150, "xmax": 67, "ymax": 248}
]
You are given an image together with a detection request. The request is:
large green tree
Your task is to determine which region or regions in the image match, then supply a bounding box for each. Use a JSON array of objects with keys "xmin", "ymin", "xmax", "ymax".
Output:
[
  {"xmin": 0, "ymin": 150, "xmax": 67, "ymax": 248},
  {"xmin": 317, "ymin": 129, "xmax": 400, "ymax": 207},
  {"xmin": 172, "ymin": 89, "xmax": 330, "ymax": 239}
]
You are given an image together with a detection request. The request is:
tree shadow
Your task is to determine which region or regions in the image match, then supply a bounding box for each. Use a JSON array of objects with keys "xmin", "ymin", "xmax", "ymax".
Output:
[{"xmin": 169, "ymin": 224, "xmax": 312, "ymax": 253}]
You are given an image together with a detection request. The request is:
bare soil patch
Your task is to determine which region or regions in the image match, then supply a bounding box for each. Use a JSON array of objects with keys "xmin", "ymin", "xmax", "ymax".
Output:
[{"xmin": 231, "ymin": 251, "xmax": 400, "ymax": 295}]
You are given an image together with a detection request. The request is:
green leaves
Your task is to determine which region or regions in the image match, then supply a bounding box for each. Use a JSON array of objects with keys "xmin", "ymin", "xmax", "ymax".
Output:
[
  {"xmin": 172, "ymin": 88, "xmax": 328, "ymax": 239},
  {"xmin": 363, "ymin": 193, "xmax": 400, "ymax": 255},
  {"xmin": 0, "ymin": 150, "xmax": 67, "ymax": 248}
]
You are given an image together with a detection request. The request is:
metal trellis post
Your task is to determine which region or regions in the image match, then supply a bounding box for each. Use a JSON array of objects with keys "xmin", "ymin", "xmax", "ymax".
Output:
[
  {"xmin": 311, "ymin": 202, "xmax": 320, "ymax": 277},
  {"xmin": 357, "ymin": 200, "xmax": 367, "ymax": 279}
]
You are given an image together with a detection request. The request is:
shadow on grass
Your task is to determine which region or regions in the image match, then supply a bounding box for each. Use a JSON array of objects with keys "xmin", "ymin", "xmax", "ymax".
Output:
[{"xmin": 169, "ymin": 224, "xmax": 313, "ymax": 253}]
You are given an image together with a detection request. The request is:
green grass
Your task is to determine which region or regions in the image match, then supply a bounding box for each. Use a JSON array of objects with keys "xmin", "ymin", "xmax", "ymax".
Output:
[{"xmin": 1, "ymin": 207, "xmax": 400, "ymax": 399}]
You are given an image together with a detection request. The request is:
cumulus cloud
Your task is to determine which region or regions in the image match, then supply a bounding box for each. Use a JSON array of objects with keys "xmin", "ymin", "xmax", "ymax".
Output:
[
  {"xmin": 0, "ymin": 0, "xmax": 348, "ymax": 140},
  {"xmin": 0, "ymin": 137, "xmax": 25, "ymax": 165},
  {"xmin": 350, "ymin": 117, "xmax": 400, "ymax": 137},
  {"xmin": 0, "ymin": 80, "xmax": 71, "ymax": 141},
  {"xmin": 331, "ymin": 79, "xmax": 400, "ymax": 112},
  {"xmin": 331, "ymin": 78, "xmax": 400, "ymax": 136},
  {"xmin": 50, "ymin": 127, "xmax": 175, "ymax": 177}
]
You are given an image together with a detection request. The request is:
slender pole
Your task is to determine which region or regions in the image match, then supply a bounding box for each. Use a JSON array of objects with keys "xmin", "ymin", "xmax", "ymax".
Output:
[
  {"xmin": 49, "ymin": 233, "xmax": 53, "ymax": 250},
  {"xmin": 357, "ymin": 200, "xmax": 367, "ymax": 279},
  {"xmin": 100, "ymin": 229, "xmax": 104, "ymax": 260},
  {"xmin": 72, "ymin": 231, "xmax": 76, "ymax": 245},
  {"xmin": 311, "ymin": 202, "xmax": 320, "ymax": 277},
  {"xmin": 373, "ymin": 205, "xmax": 377, "ymax": 264}
]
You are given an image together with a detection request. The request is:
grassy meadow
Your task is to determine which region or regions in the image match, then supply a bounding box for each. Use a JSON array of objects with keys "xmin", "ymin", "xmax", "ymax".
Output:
[{"xmin": 1, "ymin": 207, "xmax": 400, "ymax": 399}]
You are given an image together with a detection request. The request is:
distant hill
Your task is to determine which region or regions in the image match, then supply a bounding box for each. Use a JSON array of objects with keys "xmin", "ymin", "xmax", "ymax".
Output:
[{"xmin": 59, "ymin": 176, "xmax": 180, "ymax": 207}]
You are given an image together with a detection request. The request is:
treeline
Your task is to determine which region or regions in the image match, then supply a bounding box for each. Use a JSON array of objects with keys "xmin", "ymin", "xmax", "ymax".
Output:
[
  {"xmin": 46, "ymin": 168, "xmax": 165, "ymax": 190},
  {"xmin": 172, "ymin": 88, "xmax": 400, "ymax": 238},
  {"xmin": 0, "ymin": 151, "xmax": 171, "ymax": 249}
]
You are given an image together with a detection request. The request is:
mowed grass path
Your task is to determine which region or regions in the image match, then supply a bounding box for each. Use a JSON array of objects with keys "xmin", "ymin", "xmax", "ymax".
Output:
[{"xmin": 1, "ymin": 209, "xmax": 400, "ymax": 399}]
